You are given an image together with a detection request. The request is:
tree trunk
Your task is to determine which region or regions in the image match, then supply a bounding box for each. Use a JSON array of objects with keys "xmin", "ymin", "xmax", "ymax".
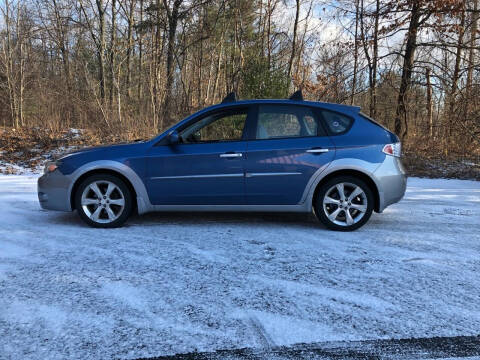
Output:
[
  {"xmin": 2, "ymin": 0, "xmax": 19, "ymax": 128},
  {"xmin": 18, "ymin": 10, "xmax": 25, "ymax": 127},
  {"xmin": 259, "ymin": 0, "xmax": 264, "ymax": 51},
  {"xmin": 295, "ymin": 0, "xmax": 313, "ymax": 81},
  {"xmin": 394, "ymin": 2, "xmax": 422, "ymax": 139},
  {"xmin": 426, "ymin": 67, "xmax": 433, "ymax": 138},
  {"xmin": 138, "ymin": 0, "xmax": 144, "ymax": 101},
  {"xmin": 287, "ymin": 0, "xmax": 300, "ymax": 81},
  {"xmin": 52, "ymin": 0, "xmax": 72, "ymax": 96},
  {"xmin": 96, "ymin": 0, "xmax": 106, "ymax": 102},
  {"xmin": 212, "ymin": 34, "xmax": 224, "ymax": 103},
  {"xmin": 448, "ymin": 6, "xmax": 466, "ymax": 132},
  {"xmin": 351, "ymin": 0, "xmax": 360, "ymax": 105},
  {"xmin": 370, "ymin": 0, "xmax": 379, "ymax": 118},
  {"xmin": 126, "ymin": 0, "xmax": 135, "ymax": 98},
  {"xmin": 466, "ymin": 0, "xmax": 478, "ymax": 92},
  {"xmin": 109, "ymin": 0, "xmax": 116, "ymax": 107},
  {"xmin": 360, "ymin": 0, "xmax": 375, "ymax": 117},
  {"xmin": 266, "ymin": 0, "xmax": 272, "ymax": 68},
  {"xmin": 162, "ymin": 0, "xmax": 182, "ymax": 127}
]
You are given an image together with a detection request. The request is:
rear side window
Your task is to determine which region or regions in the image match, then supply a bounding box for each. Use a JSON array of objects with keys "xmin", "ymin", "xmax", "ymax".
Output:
[
  {"xmin": 255, "ymin": 105, "xmax": 320, "ymax": 140},
  {"xmin": 321, "ymin": 110, "xmax": 353, "ymax": 135}
]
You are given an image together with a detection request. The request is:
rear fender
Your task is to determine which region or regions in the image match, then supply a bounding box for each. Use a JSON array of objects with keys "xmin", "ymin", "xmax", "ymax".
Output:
[{"xmin": 300, "ymin": 153, "xmax": 384, "ymax": 212}]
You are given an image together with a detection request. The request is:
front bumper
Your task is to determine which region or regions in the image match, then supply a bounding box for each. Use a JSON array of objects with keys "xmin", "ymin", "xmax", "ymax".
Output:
[
  {"xmin": 373, "ymin": 155, "xmax": 407, "ymax": 212},
  {"xmin": 38, "ymin": 170, "xmax": 73, "ymax": 211}
]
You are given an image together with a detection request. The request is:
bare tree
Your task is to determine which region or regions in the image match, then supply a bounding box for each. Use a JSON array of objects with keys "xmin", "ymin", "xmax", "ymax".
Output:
[
  {"xmin": 426, "ymin": 67, "xmax": 433, "ymax": 137},
  {"xmin": 466, "ymin": 0, "xmax": 478, "ymax": 92},
  {"xmin": 287, "ymin": 0, "xmax": 300, "ymax": 81}
]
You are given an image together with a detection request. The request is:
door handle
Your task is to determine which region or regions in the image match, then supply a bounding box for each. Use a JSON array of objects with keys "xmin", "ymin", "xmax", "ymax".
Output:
[
  {"xmin": 220, "ymin": 153, "xmax": 243, "ymax": 158},
  {"xmin": 307, "ymin": 148, "xmax": 329, "ymax": 154}
]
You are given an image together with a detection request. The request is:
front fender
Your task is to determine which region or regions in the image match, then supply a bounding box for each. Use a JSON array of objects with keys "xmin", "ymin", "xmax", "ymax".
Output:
[{"xmin": 67, "ymin": 160, "xmax": 152, "ymax": 214}]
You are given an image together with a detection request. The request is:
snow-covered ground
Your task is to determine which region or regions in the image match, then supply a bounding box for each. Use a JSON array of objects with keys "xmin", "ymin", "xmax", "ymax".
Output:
[
  {"xmin": 0, "ymin": 145, "xmax": 79, "ymax": 175},
  {"xmin": 0, "ymin": 175, "xmax": 479, "ymax": 359}
]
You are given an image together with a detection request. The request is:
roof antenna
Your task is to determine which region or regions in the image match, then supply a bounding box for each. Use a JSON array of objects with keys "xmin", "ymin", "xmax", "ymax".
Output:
[
  {"xmin": 221, "ymin": 92, "xmax": 237, "ymax": 104},
  {"xmin": 289, "ymin": 89, "xmax": 303, "ymax": 101}
]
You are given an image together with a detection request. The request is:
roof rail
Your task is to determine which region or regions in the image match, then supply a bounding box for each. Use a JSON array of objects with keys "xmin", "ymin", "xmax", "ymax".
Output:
[
  {"xmin": 289, "ymin": 89, "xmax": 303, "ymax": 101},
  {"xmin": 221, "ymin": 92, "xmax": 237, "ymax": 104}
]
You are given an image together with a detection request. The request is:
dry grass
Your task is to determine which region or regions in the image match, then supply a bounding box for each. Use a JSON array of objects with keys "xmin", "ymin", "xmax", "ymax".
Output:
[
  {"xmin": 403, "ymin": 152, "xmax": 480, "ymax": 180},
  {"xmin": 402, "ymin": 134, "xmax": 480, "ymax": 180}
]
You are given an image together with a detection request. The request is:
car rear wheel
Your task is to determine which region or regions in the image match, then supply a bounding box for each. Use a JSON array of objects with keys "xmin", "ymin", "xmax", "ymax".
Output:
[
  {"xmin": 315, "ymin": 175, "xmax": 374, "ymax": 231},
  {"xmin": 75, "ymin": 174, "xmax": 132, "ymax": 228}
]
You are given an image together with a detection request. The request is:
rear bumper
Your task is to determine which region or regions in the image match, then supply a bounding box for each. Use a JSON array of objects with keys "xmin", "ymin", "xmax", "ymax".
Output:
[
  {"xmin": 38, "ymin": 170, "xmax": 72, "ymax": 211},
  {"xmin": 373, "ymin": 155, "xmax": 407, "ymax": 212}
]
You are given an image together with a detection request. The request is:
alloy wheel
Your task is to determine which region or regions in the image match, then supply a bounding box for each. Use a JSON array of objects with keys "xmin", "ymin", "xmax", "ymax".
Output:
[
  {"xmin": 80, "ymin": 180, "xmax": 125, "ymax": 224},
  {"xmin": 322, "ymin": 182, "xmax": 368, "ymax": 227}
]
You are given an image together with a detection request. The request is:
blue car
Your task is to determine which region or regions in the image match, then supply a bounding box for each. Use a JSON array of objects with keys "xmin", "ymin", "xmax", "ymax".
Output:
[{"xmin": 38, "ymin": 92, "xmax": 406, "ymax": 231}]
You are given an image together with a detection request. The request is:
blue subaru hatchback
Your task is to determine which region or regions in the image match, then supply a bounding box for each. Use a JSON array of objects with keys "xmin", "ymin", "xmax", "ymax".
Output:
[{"xmin": 38, "ymin": 91, "xmax": 406, "ymax": 231}]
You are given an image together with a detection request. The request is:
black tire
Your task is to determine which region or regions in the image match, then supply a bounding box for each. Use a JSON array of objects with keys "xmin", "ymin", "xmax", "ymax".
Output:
[
  {"xmin": 74, "ymin": 174, "xmax": 133, "ymax": 228},
  {"xmin": 314, "ymin": 175, "xmax": 374, "ymax": 231}
]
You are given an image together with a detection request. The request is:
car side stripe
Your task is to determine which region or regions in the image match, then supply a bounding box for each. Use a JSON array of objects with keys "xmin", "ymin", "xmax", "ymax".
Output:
[
  {"xmin": 150, "ymin": 173, "xmax": 244, "ymax": 180},
  {"xmin": 151, "ymin": 172, "xmax": 302, "ymax": 180},
  {"xmin": 245, "ymin": 172, "xmax": 302, "ymax": 177}
]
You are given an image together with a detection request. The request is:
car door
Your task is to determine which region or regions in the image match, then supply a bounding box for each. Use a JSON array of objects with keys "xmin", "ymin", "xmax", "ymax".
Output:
[
  {"xmin": 145, "ymin": 106, "xmax": 251, "ymax": 205},
  {"xmin": 245, "ymin": 104, "xmax": 335, "ymax": 205}
]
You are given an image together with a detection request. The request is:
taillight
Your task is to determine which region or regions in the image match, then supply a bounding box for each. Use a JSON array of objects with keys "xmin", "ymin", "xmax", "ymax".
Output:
[{"xmin": 382, "ymin": 143, "xmax": 401, "ymax": 157}]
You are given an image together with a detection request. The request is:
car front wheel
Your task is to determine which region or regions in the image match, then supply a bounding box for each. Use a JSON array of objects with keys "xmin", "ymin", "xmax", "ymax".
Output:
[
  {"xmin": 315, "ymin": 176, "xmax": 374, "ymax": 231},
  {"xmin": 74, "ymin": 174, "xmax": 132, "ymax": 228}
]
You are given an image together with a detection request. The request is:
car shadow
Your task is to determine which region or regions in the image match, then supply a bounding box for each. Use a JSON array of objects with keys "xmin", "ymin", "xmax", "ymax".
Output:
[
  {"xmin": 128, "ymin": 211, "xmax": 323, "ymax": 229},
  {"xmin": 36, "ymin": 196, "xmax": 344, "ymax": 231},
  {"xmin": 40, "ymin": 209, "xmax": 323, "ymax": 230},
  {"xmin": 41, "ymin": 209, "xmax": 391, "ymax": 232}
]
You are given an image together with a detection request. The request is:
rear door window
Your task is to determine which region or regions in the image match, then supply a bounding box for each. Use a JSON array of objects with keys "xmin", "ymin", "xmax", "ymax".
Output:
[{"xmin": 255, "ymin": 105, "xmax": 321, "ymax": 140}]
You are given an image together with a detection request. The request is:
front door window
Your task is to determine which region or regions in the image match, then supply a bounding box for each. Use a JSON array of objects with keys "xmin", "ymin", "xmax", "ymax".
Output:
[{"xmin": 180, "ymin": 109, "xmax": 248, "ymax": 143}]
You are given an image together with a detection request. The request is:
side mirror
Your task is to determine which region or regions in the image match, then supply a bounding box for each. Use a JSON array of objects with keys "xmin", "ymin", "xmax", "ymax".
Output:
[{"xmin": 168, "ymin": 130, "xmax": 180, "ymax": 145}]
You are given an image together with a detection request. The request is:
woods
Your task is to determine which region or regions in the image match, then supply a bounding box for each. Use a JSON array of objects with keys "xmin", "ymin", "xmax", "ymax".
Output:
[{"xmin": 0, "ymin": 0, "xmax": 479, "ymax": 162}]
